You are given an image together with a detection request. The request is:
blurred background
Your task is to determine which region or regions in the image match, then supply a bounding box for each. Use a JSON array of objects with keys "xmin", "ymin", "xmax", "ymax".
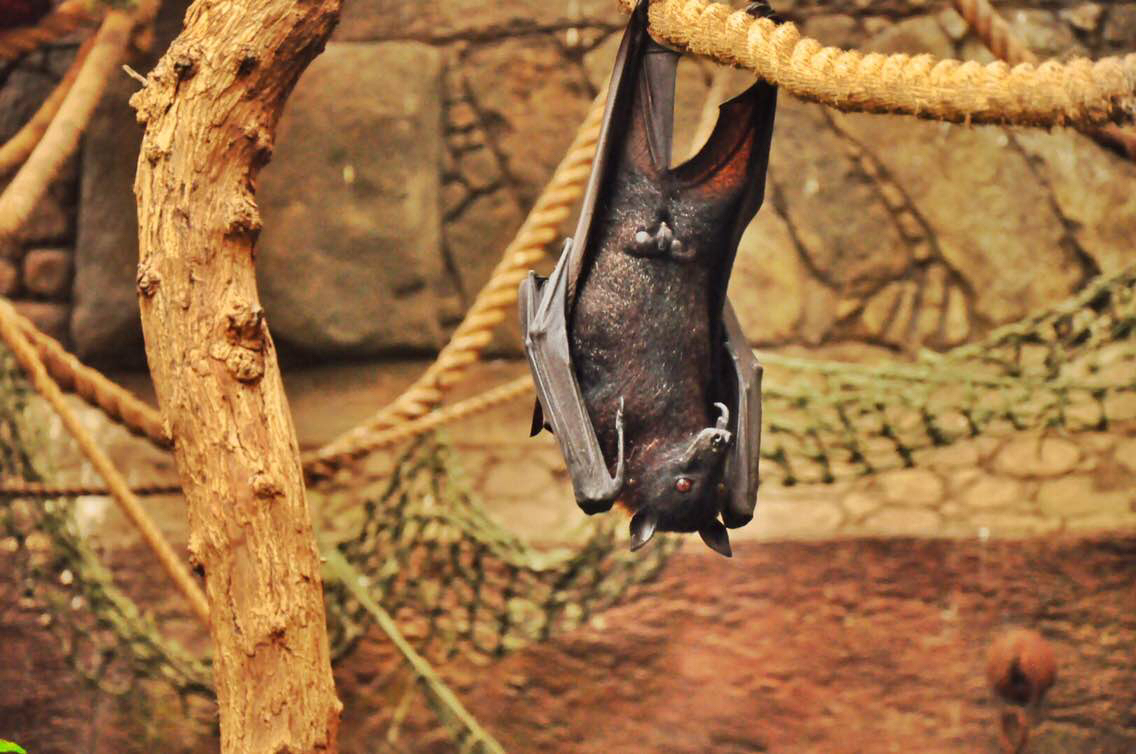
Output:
[{"xmin": 1, "ymin": 0, "xmax": 1135, "ymax": 751}]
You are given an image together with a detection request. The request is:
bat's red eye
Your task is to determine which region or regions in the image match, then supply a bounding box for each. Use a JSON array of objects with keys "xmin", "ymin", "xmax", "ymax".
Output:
[{"xmin": 675, "ymin": 477, "xmax": 692, "ymax": 493}]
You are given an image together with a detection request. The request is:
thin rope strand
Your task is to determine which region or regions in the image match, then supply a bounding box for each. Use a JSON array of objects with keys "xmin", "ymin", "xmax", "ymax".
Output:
[{"xmin": 0, "ymin": 296, "xmax": 209, "ymax": 624}]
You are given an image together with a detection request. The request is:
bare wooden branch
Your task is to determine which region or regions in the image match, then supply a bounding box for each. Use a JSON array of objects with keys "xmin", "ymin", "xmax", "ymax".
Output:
[{"xmin": 130, "ymin": 0, "xmax": 344, "ymax": 750}]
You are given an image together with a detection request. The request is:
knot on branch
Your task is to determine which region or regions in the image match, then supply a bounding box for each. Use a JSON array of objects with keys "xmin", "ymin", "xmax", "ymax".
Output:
[
  {"xmin": 225, "ymin": 192, "xmax": 262, "ymax": 239},
  {"xmin": 250, "ymin": 471, "xmax": 283, "ymax": 501},
  {"xmin": 211, "ymin": 303, "xmax": 267, "ymax": 383},
  {"xmin": 136, "ymin": 258, "xmax": 161, "ymax": 297}
]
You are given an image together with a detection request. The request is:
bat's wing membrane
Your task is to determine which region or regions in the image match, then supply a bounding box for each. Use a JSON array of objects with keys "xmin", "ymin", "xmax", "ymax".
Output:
[
  {"xmin": 520, "ymin": 240, "xmax": 625, "ymax": 514},
  {"xmin": 721, "ymin": 300, "xmax": 763, "ymax": 528}
]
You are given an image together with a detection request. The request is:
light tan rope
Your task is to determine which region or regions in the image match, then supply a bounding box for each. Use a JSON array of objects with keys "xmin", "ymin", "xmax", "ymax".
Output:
[
  {"xmin": 0, "ymin": 297, "xmax": 209, "ymax": 624},
  {"xmin": 0, "ymin": 35, "xmax": 94, "ymax": 176},
  {"xmin": 616, "ymin": 0, "xmax": 1135, "ymax": 127},
  {"xmin": 303, "ymin": 375, "xmax": 534, "ymax": 471},
  {"xmin": 951, "ymin": 0, "xmax": 1136, "ymax": 159},
  {"xmin": 304, "ymin": 90, "xmax": 608, "ymax": 477},
  {"xmin": 0, "ymin": 9, "xmax": 133, "ymax": 240},
  {"xmin": 0, "ymin": 478, "xmax": 182, "ymax": 497},
  {"xmin": 15, "ymin": 313, "xmax": 170, "ymax": 447},
  {"xmin": 0, "ymin": 0, "xmax": 92, "ymax": 61}
]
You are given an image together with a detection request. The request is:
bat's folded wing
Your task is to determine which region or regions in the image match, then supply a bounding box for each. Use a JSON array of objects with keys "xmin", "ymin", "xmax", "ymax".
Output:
[
  {"xmin": 721, "ymin": 300, "xmax": 763, "ymax": 528},
  {"xmin": 519, "ymin": 240, "xmax": 625, "ymax": 514}
]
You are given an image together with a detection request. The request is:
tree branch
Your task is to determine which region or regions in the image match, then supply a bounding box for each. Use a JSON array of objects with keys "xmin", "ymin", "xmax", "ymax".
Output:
[{"xmin": 130, "ymin": 0, "xmax": 344, "ymax": 750}]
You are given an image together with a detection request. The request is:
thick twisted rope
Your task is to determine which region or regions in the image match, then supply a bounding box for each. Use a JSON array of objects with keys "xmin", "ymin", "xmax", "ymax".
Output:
[
  {"xmin": 0, "ymin": 0, "xmax": 92, "ymax": 60},
  {"xmin": 950, "ymin": 0, "xmax": 1136, "ymax": 159},
  {"xmin": 0, "ymin": 478, "xmax": 181, "ymax": 496},
  {"xmin": 0, "ymin": 376, "xmax": 535, "ymax": 498},
  {"xmin": 14, "ymin": 312, "xmax": 170, "ymax": 447},
  {"xmin": 303, "ymin": 90, "xmax": 608, "ymax": 477},
  {"xmin": 0, "ymin": 297, "xmax": 209, "ymax": 624},
  {"xmin": 0, "ymin": 35, "xmax": 93, "ymax": 176},
  {"xmin": 616, "ymin": 0, "xmax": 1135, "ymax": 127},
  {"xmin": 0, "ymin": 9, "xmax": 133, "ymax": 239}
]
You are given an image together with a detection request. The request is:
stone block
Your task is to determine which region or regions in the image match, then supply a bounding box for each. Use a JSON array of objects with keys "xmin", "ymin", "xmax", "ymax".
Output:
[
  {"xmin": 0, "ymin": 258, "xmax": 18, "ymax": 296},
  {"xmin": 14, "ymin": 301, "xmax": 69, "ymax": 344},
  {"xmin": 461, "ymin": 37, "xmax": 593, "ymax": 205},
  {"xmin": 968, "ymin": 512, "xmax": 1061, "ymax": 538},
  {"xmin": 729, "ymin": 210, "xmax": 809, "ymax": 344},
  {"xmin": 1037, "ymin": 475, "xmax": 1132, "ymax": 518},
  {"xmin": 1103, "ymin": 5, "xmax": 1136, "ymax": 45},
  {"xmin": 773, "ymin": 99, "xmax": 910, "ymax": 298},
  {"xmin": 1014, "ymin": 129, "xmax": 1136, "ymax": 275},
  {"xmin": 256, "ymin": 41, "xmax": 449, "ymax": 357},
  {"xmin": 960, "ymin": 475, "xmax": 1024, "ymax": 510},
  {"xmin": 1115, "ymin": 438, "xmax": 1136, "ymax": 475},
  {"xmin": 751, "ymin": 497, "xmax": 844, "ymax": 540},
  {"xmin": 877, "ymin": 468, "xmax": 945, "ymax": 507},
  {"xmin": 71, "ymin": 0, "xmax": 192, "ymax": 367},
  {"xmin": 72, "ymin": 71, "xmax": 147, "ymax": 367},
  {"xmin": 860, "ymin": 506, "xmax": 942, "ymax": 536},
  {"xmin": 335, "ymin": 0, "xmax": 621, "ymax": 43},
  {"xmin": 22, "ymin": 248, "xmax": 71, "ymax": 299},
  {"xmin": 994, "ymin": 436, "xmax": 1081, "ymax": 478}
]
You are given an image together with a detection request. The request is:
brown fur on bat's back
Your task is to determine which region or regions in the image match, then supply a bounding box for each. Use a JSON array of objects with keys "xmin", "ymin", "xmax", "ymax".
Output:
[{"xmin": 569, "ymin": 191, "xmax": 721, "ymax": 483}]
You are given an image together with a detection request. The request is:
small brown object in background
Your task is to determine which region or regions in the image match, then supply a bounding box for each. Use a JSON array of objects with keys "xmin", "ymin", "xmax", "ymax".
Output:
[{"xmin": 986, "ymin": 628, "xmax": 1057, "ymax": 754}]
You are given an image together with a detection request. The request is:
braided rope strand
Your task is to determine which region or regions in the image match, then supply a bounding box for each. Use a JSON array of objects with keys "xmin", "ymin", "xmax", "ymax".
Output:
[
  {"xmin": 0, "ymin": 297, "xmax": 209, "ymax": 623},
  {"xmin": 617, "ymin": 0, "xmax": 1135, "ymax": 127},
  {"xmin": 16, "ymin": 314, "xmax": 170, "ymax": 447},
  {"xmin": 0, "ymin": 9, "xmax": 133, "ymax": 239},
  {"xmin": 951, "ymin": 0, "xmax": 1136, "ymax": 159},
  {"xmin": 0, "ymin": 35, "xmax": 94, "ymax": 175},
  {"xmin": 0, "ymin": 0, "xmax": 92, "ymax": 61}
]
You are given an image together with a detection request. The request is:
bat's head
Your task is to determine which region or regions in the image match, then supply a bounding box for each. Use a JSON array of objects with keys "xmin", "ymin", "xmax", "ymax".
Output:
[{"xmin": 625, "ymin": 403, "xmax": 735, "ymax": 557}]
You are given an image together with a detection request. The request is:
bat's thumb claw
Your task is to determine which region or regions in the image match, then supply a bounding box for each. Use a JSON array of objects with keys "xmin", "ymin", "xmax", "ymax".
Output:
[
  {"xmin": 714, "ymin": 402, "xmax": 730, "ymax": 430},
  {"xmin": 630, "ymin": 509, "xmax": 658, "ymax": 551}
]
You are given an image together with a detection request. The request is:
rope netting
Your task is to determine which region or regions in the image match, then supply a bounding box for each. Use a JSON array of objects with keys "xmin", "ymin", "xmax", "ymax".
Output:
[
  {"xmin": 760, "ymin": 271, "xmax": 1136, "ymax": 485},
  {"xmin": 0, "ymin": 353, "xmax": 211, "ymax": 700},
  {"xmin": 325, "ymin": 438, "xmax": 678, "ymax": 664}
]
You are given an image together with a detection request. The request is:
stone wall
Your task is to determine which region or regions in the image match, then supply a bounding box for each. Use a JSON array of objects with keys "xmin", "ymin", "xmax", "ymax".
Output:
[{"xmin": 2, "ymin": 0, "xmax": 1134, "ymax": 363}]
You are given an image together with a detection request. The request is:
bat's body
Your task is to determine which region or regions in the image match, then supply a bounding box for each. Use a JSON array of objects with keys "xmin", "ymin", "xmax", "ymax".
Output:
[{"xmin": 520, "ymin": 1, "xmax": 778, "ymax": 556}]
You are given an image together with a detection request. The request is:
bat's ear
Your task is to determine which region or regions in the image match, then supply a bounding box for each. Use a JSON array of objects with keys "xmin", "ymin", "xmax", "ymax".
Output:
[
  {"xmin": 699, "ymin": 519, "xmax": 733, "ymax": 558},
  {"xmin": 629, "ymin": 509, "xmax": 659, "ymax": 551}
]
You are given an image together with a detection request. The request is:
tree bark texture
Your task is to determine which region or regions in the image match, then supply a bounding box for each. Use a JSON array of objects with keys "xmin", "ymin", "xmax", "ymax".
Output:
[{"xmin": 130, "ymin": 1, "xmax": 343, "ymax": 751}]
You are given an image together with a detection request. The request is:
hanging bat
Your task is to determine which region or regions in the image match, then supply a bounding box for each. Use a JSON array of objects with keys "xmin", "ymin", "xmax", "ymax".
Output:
[{"xmin": 520, "ymin": 1, "xmax": 778, "ymax": 556}]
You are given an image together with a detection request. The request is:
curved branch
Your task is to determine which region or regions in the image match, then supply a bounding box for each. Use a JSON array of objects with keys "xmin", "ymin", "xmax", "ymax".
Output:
[{"xmin": 130, "ymin": 0, "xmax": 344, "ymax": 750}]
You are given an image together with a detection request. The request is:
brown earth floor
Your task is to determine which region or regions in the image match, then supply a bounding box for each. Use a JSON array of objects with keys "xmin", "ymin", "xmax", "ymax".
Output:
[{"xmin": 3, "ymin": 535, "xmax": 1134, "ymax": 753}]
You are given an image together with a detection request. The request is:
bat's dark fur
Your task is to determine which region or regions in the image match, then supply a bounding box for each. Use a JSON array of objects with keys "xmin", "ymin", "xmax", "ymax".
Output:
[{"xmin": 520, "ymin": 1, "xmax": 778, "ymax": 556}]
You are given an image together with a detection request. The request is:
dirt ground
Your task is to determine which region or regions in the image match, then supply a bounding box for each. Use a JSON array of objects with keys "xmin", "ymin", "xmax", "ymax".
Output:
[{"xmin": 3, "ymin": 535, "xmax": 1134, "ymax": 753}]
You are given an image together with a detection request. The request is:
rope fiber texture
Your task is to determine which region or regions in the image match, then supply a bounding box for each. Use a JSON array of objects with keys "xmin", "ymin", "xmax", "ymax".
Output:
[
  {"xmin": 950, "ymin": 0, "xmax": 1136, "ymax": 159},
  {"xmin": 0, "ymin": 9, "xmax": 134, "ymax": 240},
  {"xmin": 616, "ymin": 0, "xmax": 1136, "ymax": 127},
  {"xmin": 0, "ymin": 0, "xmax": 91, "ymax": 60},
  {"xmin": 0, "ymin": 297, "xmax": 209, "ymax": 624},
  {"xmin": 0, "ymin": 34, "xmax": 93, "ymax": 176}
]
